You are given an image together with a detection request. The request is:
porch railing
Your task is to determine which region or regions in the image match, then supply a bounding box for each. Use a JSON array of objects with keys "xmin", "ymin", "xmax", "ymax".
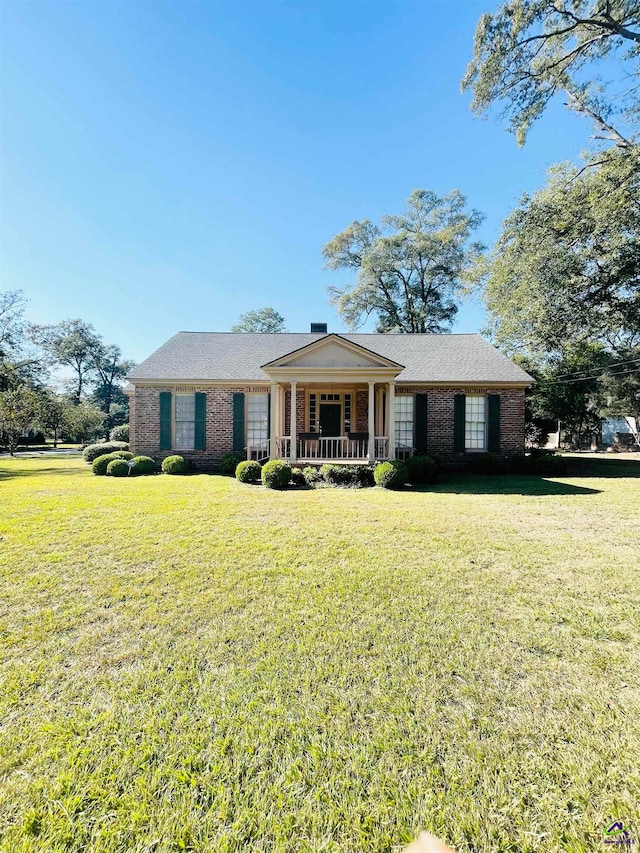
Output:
[
  {"xmin": 272, "ymin": 436, "xmax": 390, "ymax": 462},
  {"xmin": 247, "ymin": 439, "xmax": 270, "ymax": 463}
]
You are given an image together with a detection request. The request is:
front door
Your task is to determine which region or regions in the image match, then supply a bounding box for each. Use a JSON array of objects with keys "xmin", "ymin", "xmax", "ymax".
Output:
[{"xmin": 319, "ymin": 403, "xmax": 341, "ymax": 437}]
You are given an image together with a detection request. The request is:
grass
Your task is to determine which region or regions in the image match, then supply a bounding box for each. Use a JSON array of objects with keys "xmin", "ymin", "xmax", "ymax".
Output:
[{"xmin": 0, "ymin": 456, "xmax": 638, "ymax": 852}]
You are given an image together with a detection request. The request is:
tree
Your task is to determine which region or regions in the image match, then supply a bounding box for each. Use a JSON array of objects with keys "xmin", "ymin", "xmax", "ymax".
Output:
[
  {"xmin": 29, "ymin": 320, "xmax": 102, "ymax": 402},
  {"xmin": 528, "ymin": 342, "xmax": 611, "ymax": 446},
  {"xmin": 38, "ymin": 392, "xmax": 75, "ymax": 448},
  {"xmin": 0, "ymin": 290, "xmax": 44, "ymax": 392},
  {"xmin": 462, "ymin": 0, "xmax": 640, "ymax": 148},
  {"xmin": 483, "ymin": 150, "xmax": 640, "ymax": 357},
  {"xmin": 231, "ymin": 308, "xmax": 287, "ymax": 333},
  {"xmin": 64, "ymin": 401, "xmax": 104, "ymax": 444},
  {"xmin": 91, "ymin": 344, "xmax": 135, "ymax": 436},
  {"xmin": 0, "ymin": 290, "xmax": 26, "ymax": 362},
  {"xmin": 0, "ymin": 387, "xmax": 39, "ymax": 455},
  {"xmin": 323, "ymin": 190, "xmax": 484, "ymax": 333}
]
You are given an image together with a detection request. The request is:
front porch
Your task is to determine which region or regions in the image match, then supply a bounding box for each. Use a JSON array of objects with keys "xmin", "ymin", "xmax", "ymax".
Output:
[
  {"xmin": 247, "ymin": 380, "xmax": 399, "ymax": 465},
  {"xmin": 248, "ymin": 333, "xmax": 406, "ymax": 465}
]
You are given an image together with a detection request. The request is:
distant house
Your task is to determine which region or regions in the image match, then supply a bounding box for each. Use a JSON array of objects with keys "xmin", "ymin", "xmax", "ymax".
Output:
[
  {"xmin": 126, "ymin": 326, "xmax": 533, "ymax": 469},
  {"xmin": 602, "ymin": 416, "xmax": 639, "ymax": 449}
]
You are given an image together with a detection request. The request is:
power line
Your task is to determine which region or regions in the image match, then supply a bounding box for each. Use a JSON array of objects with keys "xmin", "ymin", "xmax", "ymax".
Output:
[
  {"xmin": 536, "ymin": 366, "xmax": 640, "ymax": 386},
  {"xmin": 541, "ymin": 355, "xmax": 640, "ymax": 381}
]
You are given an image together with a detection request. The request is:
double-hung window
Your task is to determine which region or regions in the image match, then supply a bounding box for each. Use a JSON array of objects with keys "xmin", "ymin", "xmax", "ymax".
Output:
[
  {"xmin": 175, "ymin": 394, "xmax": 196, "ymax": 450},
  {"xmin": 394, "ymin": 396, "xmax": 414, "ymax": 451},
  {"xmin": 247, "ymin": 394, "xmax": 269, "ymax": 447},
  {"xmin": 465, "ymin": 395, "xmax": 486, "ymax": 450}
]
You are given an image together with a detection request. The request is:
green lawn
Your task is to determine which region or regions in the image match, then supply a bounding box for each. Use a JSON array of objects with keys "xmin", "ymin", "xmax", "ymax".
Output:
[{"xmin": 1, "ymin": 456, "xmax": 638, "ymax": 852}]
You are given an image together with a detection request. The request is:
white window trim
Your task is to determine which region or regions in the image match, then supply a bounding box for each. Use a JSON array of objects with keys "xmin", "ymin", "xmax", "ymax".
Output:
[
  {"xmin": 173, "ymin": 392, "xmax": 196, "ymax": 451},
  {"xmin": 394, "ymin": 394, "xmax": 415, "ymax": 453},
  {"xmin": 464, "ymin": 394, "xmax": 488, "ymax": 452},
  {"xmin": 246, "ymin": 393, "xmax": 269, "ymax": 447}
]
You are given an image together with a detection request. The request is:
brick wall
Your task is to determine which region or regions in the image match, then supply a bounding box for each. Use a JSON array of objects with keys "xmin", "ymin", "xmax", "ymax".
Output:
[
  {"xmin": 283, "ymin": 390, "xmax": 306, "ymax": 435},
  {"xmin": 414, "ymin": 386, "xmax": 525, "ymax": 460},
  {"xmin": 355, "ymin": 389, "xmax": 368, "ymax": 432},
  {"xmin": 131, "ymin": 384, "xmax": 526, "ymax": 469},
  {"xmin": 131, "ymin": 385, "xmax": 253, "ymax": 470}
]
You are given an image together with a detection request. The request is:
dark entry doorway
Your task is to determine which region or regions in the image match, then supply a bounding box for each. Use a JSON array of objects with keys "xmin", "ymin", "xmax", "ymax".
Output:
[{"xmin": 319, "ymin": 403, "xmax": 341, "ymax": 436}]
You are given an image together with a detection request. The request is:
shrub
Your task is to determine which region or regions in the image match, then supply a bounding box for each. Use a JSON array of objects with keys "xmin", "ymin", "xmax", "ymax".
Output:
[
  {"xmin": 303, "ymin": 466, "xmax": 322, "ymax": 486},
  {"xmin": 319, "ymin": 463, "xmax": 348, "ymax": 485},
  {"xmin": 84, "ymin": 441, "xmax": 129, "ymax": 463},
  {"xmin": 106, "ymin": 458, "xmax": 130, "ymax": 477},
  {"xmin": 109, "ymin": 424, "xmax": 129, "ymax": 442},
  {"xmin": 374, "ymin": 460, "xmax": 407, "ymax": 490},
  {"xmin": 92, "ymin": 451, "xmax": 134, "ymax": 476},
  {"xmin": 289, "ymin": 468, "xmax": 306, "ymax": 487},
  {"xmin": 405, "ymin": 454, "xmax": 438, "ymax": 484},
  {"xmin": 261, "ymin": 459, "xmax": 291, "ymax": 490},
  {"xmin": 320, "ymin": 464, "xmax": 374, "ymax": 488},
  {"xmin": 162, "ymin": 455, "xmax": 188, "ymax": 475},
  {"xmin": 220, "ymin": 451, "xmax": 245, "ymax": 476},
  {"xmin": 236, "ymin": 460, "xmax": 262, "ymax": 483},
  {"xmin": 532, "ymin": 453, "xmax": 568, "ymax": 476},
  {"xmin": 468, "ymin": 452, "xmax": 505, "ymax": 474},
  {"xmin": 129, "ymin": 456, "xmax": 156, "ymax": 476}
]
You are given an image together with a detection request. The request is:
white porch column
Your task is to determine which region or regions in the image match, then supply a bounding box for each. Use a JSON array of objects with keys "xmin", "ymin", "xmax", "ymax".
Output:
[
  {"xmin": 270, "ymin": 381, "xmax": 277, "ymax": 459},
  {"xmin": 290, "ymin": 381, "xmax": 298, "ymax": 463},
  {"xmin": 274, "ymin": 384, "xmax": 283, "ymax": 444},
  {"xmin": 280, "ymin": 384, "xmax": 286, "ymax": 441},
  {"xmin": 368, "ymin": 381, "xmax": 375, "ymax": 462},
  {"xmin": 387, "ymin": 381, "xmax": 396, "ymax": 460}
]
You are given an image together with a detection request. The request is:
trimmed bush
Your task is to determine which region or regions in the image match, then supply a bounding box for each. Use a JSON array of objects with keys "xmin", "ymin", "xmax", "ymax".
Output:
[
  {"xmin": 303, "ymin": 466, "xmax": 322, "ymax": 486},
  {"xmin": 106, "ymin": 458, "xmax": 130, "ymax": 477},
  {"xmin": 220, "ymin": 451, "xmax": 245, "ymax": 476},
  {"xmin": 320, "ymin": 464, "xmax": 374, "ymax": 488},
  {"xmin": 374, "ymin": 460, "xmax": 407, "ymax": 490},
  {"xmin": 532, "ymin": 453, "xmax": 568, "ymax": 476},
  {"xmin": 84, "ymin": 441, "xmax": 129, "ymax": 463},
  {"xmin": 405, "ymin": 454, "xmax": 438, "ymax": 484},
  {"xmin": 92, "ymin": 451, "xmax": 134, "ymax": 476},
  {"xmin": 129, "ymin": 456, "xmax": 156, "ymax": 476},
  {"xmin": 236, "ymin": 460, "xmax": 262, "ymax": 483},
  {"xmin": 162, "ymin": 455, "xmax": 188, "ymax": 475},
  {"xmin": 289, "ymin": 468, "xmax": 306, "ymax": 487},
  {"xmin": 261, "ymin": 459, "xmax": 291, "ymax": 490},
  {"xmin": 468, "ymin": 452, "xmax": 505, "ymax": 474},
  {"xmin": 109, "ymin": 424, "xmax": 129, "ymax": 442}
]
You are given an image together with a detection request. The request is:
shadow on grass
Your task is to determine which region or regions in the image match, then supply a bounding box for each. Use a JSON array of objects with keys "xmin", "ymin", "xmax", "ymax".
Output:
[
  {"xmin": 414, "ymin": 475, "xmax": 601, "ymax": 497},
  {"xmin": 566, "ymin": 455, "xmax": 640, "ymax": 479},
  {"xmin": 0, "ymin": 464, "xmax": 84, "ymax": 481}
]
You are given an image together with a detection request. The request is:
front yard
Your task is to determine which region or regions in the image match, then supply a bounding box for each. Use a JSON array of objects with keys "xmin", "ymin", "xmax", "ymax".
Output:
[{"xmin": 1, "ymin": 456, "xmax": 638, "ymax": 852}]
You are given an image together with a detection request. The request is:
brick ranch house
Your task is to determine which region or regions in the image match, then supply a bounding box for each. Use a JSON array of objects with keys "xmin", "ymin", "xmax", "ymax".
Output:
[{"xmin": 126, "ymin": 326, "xmax": 533, "ymax": 469}]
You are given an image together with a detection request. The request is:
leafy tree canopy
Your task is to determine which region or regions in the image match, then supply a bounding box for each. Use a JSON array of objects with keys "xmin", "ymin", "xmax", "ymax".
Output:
[
  {"xmin": 462, "ymin": 0, "xmax": 640, "ymax": 148},
  {"xmin": 30, "ymin": 319, "xmax": 102, "ymax": 402},
  {"xmin": 323, "ymin": 189, "xmax": 484, "ymax": 333},
  {"xmin": 231, "ymin": 308, "xmax": 286, "ymax": 333},
  {"xmin": 484, "ymin": 148, "xmax": 640, "ymax": 357}
]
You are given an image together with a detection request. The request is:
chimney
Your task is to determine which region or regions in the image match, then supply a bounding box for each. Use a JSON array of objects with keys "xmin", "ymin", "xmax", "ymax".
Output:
[{"xmin": 310, "ymin": 322, "xmax": 328, "ymax": 334}]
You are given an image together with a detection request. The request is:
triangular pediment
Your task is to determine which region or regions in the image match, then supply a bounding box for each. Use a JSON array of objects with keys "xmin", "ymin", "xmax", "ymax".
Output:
[{"xmin": 261, "ymin": 334, "xmax": 404, "ymax": 371}]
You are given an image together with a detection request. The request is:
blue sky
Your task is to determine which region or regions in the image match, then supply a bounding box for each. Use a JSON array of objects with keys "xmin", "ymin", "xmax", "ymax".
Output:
[{"xmin": 1, "ymin": 0, "xmax": 587, "ymax": 363}]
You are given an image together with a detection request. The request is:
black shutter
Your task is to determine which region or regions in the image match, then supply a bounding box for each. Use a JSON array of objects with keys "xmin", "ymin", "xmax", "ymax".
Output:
[
  {"xmin": 194, "ymin": 392, "xmax": 206, "ymax": 451},
  {"xmin": 159, "ymin": 391, "xmax": 172, "ymax": 451},
  {"xmin": 453, "ymin": 394, "xmax": 465, "ymax": 452},
  {"xmin": 487, "ymin": 394, "xmax": 501, "ymax": 453},
  {"xmin": 232, "ymin": 392, "xmax": 245, "ymax": 452},
  {"xmin": 415, "ymin": 393, "xmax": 428, "ymax": 454}
]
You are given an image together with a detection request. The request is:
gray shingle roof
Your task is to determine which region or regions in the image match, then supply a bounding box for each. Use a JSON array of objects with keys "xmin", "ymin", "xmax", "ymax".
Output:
[{"xmin": 127, "ymin": 332, "xmax": 533, "ymax": 384}]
